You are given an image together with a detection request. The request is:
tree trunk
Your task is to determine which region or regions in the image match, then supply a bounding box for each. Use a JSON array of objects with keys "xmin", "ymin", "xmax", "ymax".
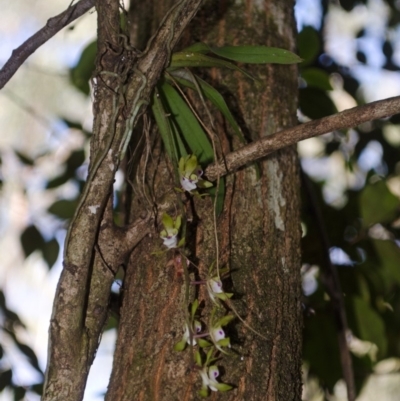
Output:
[{"xmin": 105, "ymin": 1, "xmax": 302, "ymax": 400}]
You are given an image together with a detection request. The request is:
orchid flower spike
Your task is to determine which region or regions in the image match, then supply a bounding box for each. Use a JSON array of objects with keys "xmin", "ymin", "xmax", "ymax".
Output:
[
  {"xmin": 209, "ymin": 314, "xmax": 235, "ymax": 353},
  {"xmin": 178, "ymin": 155, "xmax": 212, "ymax": 193},
  {"xmin": 206, "ymin": 276, "xmax": 233, "ymax": 305},
  {"xmin": 160, "ymin": 213, "xmax": 181, "ymax": 249},
  {"xmin": 199, "ymin": 366, "xmax": 232, "ymax": 397},
  {"xmin": 174, "ymin": 320, "xmax": 202, "ymax": 351}
]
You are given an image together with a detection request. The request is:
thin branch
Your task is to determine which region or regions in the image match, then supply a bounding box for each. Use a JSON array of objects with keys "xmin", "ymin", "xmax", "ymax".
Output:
[
  {"xmin": 302, "ymin": 171, "xmax": 356, "ymax": 401},
  {"xmin": 0, "ymin": 0, "xmax": 95, "ymax": 90},
  {"xmin": 205, "ymin": 95, "xmax": 400, "ymax": 180}
]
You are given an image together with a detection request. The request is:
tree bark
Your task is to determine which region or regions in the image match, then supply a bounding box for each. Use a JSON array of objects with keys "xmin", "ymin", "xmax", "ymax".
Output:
[{"xmin": 105, "ymin": 1, "xmax": 302, "ymax": 400}]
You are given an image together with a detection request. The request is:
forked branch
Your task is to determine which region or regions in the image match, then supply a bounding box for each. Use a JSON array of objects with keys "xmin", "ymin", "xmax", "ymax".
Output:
[{"xmin": 0, "ymin": 0, "xmax": 95, "ymax": 90}]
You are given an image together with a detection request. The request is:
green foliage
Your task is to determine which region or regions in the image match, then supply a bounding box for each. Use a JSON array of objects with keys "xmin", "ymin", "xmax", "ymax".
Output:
[
  {"xmin": 207, "ymin": 45, "xmax": 302, "ymax": 64},
  {"xmin": 70, "ymin": 41, "xmax": 97, "ymax": 95},
  {"xmin": 359, "ymin": 180, "xmax": 400, "ymax": 227},
  {"xmin": 157, "ymin": 81, "xmax": 214, "ymax": 165},
  {"xmin": 48, "ymin": 199, "xmax": 79, "ymax": 220},
  {"xmin": 301, "ymin": 68, "xmax": 333, "ymax": 91},
  {"xmin": 297, "ymin": 26, "xmax": 320, "ymax": 67},
  {"xmin": 352, "ymin": 296, "xmax": 387, "ymax": 358}
]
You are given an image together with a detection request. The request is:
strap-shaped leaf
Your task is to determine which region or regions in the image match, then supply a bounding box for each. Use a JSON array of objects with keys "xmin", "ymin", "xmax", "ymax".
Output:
[
  {"xmin": 209, "ymin": 179, "xmax": 225, "ymax": 216},
  {"xmin": 179, "ymin": 42, "xmax": 209, "ymax": 54},
  {"xmin": 169, "ymin": 70, "xmax": 245, "ymax": 143},
  {"xmin": 159, "ymin": 81, "xmax": 214, "ymax": 165},
  {"xmin": 209, "ymin": 45, "xmax": 303, "ymax": 64},
  {"xmin": 151, "ymin": 89, "xmax": 179, "ymax": 162},
  {"xmin": 169, "ymin": 52, "xmax": 254, "ymax": 80}
]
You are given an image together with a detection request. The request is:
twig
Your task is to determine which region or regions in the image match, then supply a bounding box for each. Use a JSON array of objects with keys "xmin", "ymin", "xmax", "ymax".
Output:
[
  {"xmin": 205, "ymin": 95, "xmax": 400, "ymax": 180},
  {"xmin": 302, "ymin": 171, "xmax": 356, "ymax": 401},
  {"xmin": 0, "ymin": 0, "xmax": 95, "ymax": 90}
]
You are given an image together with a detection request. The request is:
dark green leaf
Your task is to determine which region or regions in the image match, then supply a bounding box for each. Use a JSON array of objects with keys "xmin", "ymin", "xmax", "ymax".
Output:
[
  {"xmin": 179, "ymin": 42, "xmax": 210, "ymax": 54},
  {"xmin": 372, "ymin": 239, "xmax": 400, "ymax": 286},
  {"xmin": 360, "ymin": 180, "xmax": 399, "ymax": 227},
  {"xmin": 61, "ymin": 118, "xmax": 91, "ymax": 137},
  {"xmin": 20, "ymin": 225, "xmax": 45, "ymax": 258},
  {"xmin": 159, "ymin": 82, "xmax": 214, "ymax": 165},
  {"xmin": 208, "ymin": 178, "xmax": 225, "ymax": 216},
  {"xmin": 169, "ymin": 71, "xmax": 245, "ymax": 143},
  {"xmin": 209, "ymin": 45, "xmax": 302, "ymax": 64},
  {"xmin": 70, "ymin": 41, "xmax": 97, "ymax": 95},
  {"xmin": 298, "ymin": 26, "xmax": 320, "ymax": 67},
  {"xmin": 48, "ymin": 199, "xmax": 79, "ymax": 220},
  {"xmin": 46, "ymin": 174, "xmax": 70, "ymax": 189},
  {"xmin": 169, "ymin": 53, "xmax": 254, "ymax": 80},
  {"xmin": 151, "ymin": 89, "xmax": 181, "ymax": 163},
  {"xmin": 66, "ymin": 150, "xmax": 86, "ymax": 174},
  {"xmin": 299, "ymin": 87, "xmax": 337, "ymax": 119},
  {"xmin": 0, "ymin": 370, "xmax": 12, "ymax": 392},
  {"xmin": 42, "ymin": 238, "xmax": 60, "ymax": 269},
  {"xmin": 31, "ymin": 383, "xmax": 44, "ymax": 396},
  {"xmin": 13, "ymin": 386, "xmax": 26, "ymax": 401},
  {"xmin": 301, "ymin": 68, "xmax": 333, "ymax": 91},
  {"xmin": 15, "ymin": 342, "xmax": 43, "ymax": 376},
  {"xmin": 14, "ymin": 150, "xmax": 34, "ymax": 166},
  {"xmin": 353, "ymin": 296, "xmax": 387, "ymax": 358},
  {"xmin": 303, "ymin": 313, "xmax": 342, "ymax": 390}
]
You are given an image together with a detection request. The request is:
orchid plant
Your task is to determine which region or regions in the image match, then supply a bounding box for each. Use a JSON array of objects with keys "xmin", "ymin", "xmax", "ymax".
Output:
[
  {"xmin": 178, "ymin": 154, "xmax": 212, "ymax": 193},
  {"xmin": 159, "ymin": 213, "xmax": 183, "ymax": 249},
  {"xmin": 196, "ymin": 347, "xmax": 232, "ymax": 397}
]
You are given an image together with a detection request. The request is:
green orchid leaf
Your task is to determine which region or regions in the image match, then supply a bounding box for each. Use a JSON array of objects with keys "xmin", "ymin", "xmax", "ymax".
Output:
[
  {"xmin": 195, "ymin": 350, "xmax": 202, "ymax": 367},
  {"xmin": 215, "ymin": 383, "xmax": 233, "ymax": 392},
  {"xmin": 208, "ymin": 178, "xmax": 225, "ymax": 216},
  {"xmin": 169, "ymin": 70, "xmax": 245, "ymax": 143},
  {"xmin": 174, "ymin": 340, "xmax": 187, "ymax": 352},
  {"xmin": 179, "ymin": 42, "xmax": 210, "ymax": 54},
  {"xmin": 197, "ymin": 338, "xmax": 213, "ymax": 348},
  {"xmin": 216, "ymin": 337, "xmax": 231, "ymax": 347},
  {"xmin": 210, "ymin": 45, "xmax": 302, "ymax": 64},
  {"xmin": 159, "ymin": 82, "xmax": 214, "ymax": 165},
  {"xmin": 175, "ymin": 215, "xmax": 182, "ymax": 230},
  {"xmin": 162, "ymin": 213, "xmax": 174, "ymax": 230},
  {"xmin": 199, "ymin": 387, "xmax": 209, "ymax": 398},
  {"xmin": 216, "ymin": 292, "xmax": 233, "ymax": 300},
  {"xmin": 217, "ymin": 314, "xmax": 235, "ymax": 327},
  {"xmin": 205, "ymin": 346, "xmax": 214, "ymax": 365},
  {"xmin": 197, "ymin": 179, "xmax": 213, "ymax": 189},
  {"xmin": 169, "ymin": 53, "xmax": 254, "ymax": 80},
  {"xmin": 178, "ymin": 156, "xmax": 185, "ymax": 174},
  {"xmin": 177, "ymin": 237, "xmax": 186, "ymax": 247},
  {"xmin": 151, "ymin": 90, "xmax": 179, "ymax": 162},
  {"xmin": 191, "ymin": 299, "xmax": 199, "ymax": 317}
]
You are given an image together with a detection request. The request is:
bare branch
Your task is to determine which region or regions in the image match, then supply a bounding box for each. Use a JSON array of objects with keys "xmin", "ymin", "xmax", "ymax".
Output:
[
  {"xmin": 0, "ymin": 0, "xmax": 95, "ymax": 90},
  {"xmin": 205, "ymin": 95, "xmax": 400, "ymax": 180}
]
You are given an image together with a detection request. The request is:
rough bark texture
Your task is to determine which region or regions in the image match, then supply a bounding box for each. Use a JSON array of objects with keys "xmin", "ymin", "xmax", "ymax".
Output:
[
  {"xmin": 105, "ymin": 1, "xmax": 302, "ymax": 400},
  {"xmin": 43, "ymin": 1, "xmax": 204, "ymax": 401}
]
